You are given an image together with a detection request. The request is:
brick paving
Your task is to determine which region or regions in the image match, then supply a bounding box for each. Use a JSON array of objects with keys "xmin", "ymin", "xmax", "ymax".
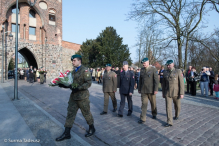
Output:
[{"xmin": 4, "ymin": 79, "xmax": 219, "ymax": 146}]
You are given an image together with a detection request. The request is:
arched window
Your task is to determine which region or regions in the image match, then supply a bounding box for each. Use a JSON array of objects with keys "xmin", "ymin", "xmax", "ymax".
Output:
[
  {"xmin": 29, "ymin": 10, "xmax": 36, "ymax": 18},
  {"xmin": 11, "ymin": 5, "xmax": 20, "ymax": 14}
]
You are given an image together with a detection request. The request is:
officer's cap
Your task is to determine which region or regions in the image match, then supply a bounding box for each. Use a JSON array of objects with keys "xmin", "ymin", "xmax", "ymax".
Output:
[
  {"xmin": 141, "ymin": 58, "xmax": 149, "ymax": 64},
  {"xmin": 71, "ymin": 54, "xmax": 82, "ymax": 61},
  {"xmin": 106, "ymin": 64, "xmax": 112, "ymax": 67},
  {"xmin": 165, "ymin": 60, "xmax": 174, "ymax": 65},
  {"xmin": 123, "ymin": 61, "xmax": 128, "ymax": 65}
]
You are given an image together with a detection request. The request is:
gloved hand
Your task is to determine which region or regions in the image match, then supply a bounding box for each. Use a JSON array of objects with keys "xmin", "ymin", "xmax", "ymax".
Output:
[
  {"xmin": 58, "ymin": 84, "xmax": 70, "ymax": 89},
  {"xmin": 71, "ymin": 87, "xmax": 79, "ymax": 92}
]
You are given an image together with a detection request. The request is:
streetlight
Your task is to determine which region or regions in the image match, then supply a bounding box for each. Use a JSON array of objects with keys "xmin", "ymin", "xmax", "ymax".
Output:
[
  {"xmin": 45, "ymin": 37, "xmax": 47, "ymax": 71},
  {"xmin": 14, "ymin": 0, "xmax": 37, "ymax": 100}
]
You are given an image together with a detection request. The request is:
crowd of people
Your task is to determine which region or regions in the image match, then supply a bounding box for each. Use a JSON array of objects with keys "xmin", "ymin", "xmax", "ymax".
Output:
[
  {"xmin": 185, "ymin": 66, "xmax": 219, "ymax": 99},
  {"xmin": 13, "ymin": 66, "xmax": 47, "ymax": 84},
  {"xmin": 87, "ymin": 65, "xmax": 219, "ymax": 99}
]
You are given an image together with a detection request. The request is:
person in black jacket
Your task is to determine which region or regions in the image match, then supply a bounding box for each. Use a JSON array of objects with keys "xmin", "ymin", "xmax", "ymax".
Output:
[
  {"xmin": 209, "ymin": 67, "xmax": 215, "ymax": 96},
  {"xmin": 118, "ymin": 61, "xmax": 135, "ymax": 117},
  {"xmin": 190, "ymin": 67, "xmax": 199, "ymax": 96},
  {"xmin": 185, "ymin": 66, "xmax": 192, "ymax": 94}
]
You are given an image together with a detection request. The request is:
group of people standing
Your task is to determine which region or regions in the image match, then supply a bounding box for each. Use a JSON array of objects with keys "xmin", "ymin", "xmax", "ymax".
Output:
[
  {"xmin": 185, "ymin": 66, "xmax": 219, "ymax": 98},
  {"xmin": 13, "ymin": 66, "xmax": 47, "ymax": 84}
]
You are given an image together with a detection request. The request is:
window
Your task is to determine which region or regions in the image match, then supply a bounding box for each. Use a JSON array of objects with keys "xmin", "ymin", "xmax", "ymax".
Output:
[
  {"xmin": 49, "ymin": 14, "xmax": 55, "ymax": 21},
  {"xmin": 12, "ymin": 24, "xmax": 20, "ymax": 33},
  {"xmin": 29, "ymin": 10, "xmax": 36, "ymax": 18},
  {"xmin": 29, "ymin": 27, "xmax": 36, "ymax": 35},
  {"xmin": 11, "ymin": 5, "xmax": 20, "ymax": 14}
]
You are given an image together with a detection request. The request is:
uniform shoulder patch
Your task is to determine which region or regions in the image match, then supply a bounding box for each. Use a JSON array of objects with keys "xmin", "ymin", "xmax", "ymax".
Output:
[
  {"xmin": 85, "ymin": 70, "xmax": 88, "ymax": 72},
  {"xmin": 133, "ymin": 76, "xmax": 134, "ymax": 78},
  {"xmin": 115, "ymin": 74, "xmax": 117, "ymax": 77}
]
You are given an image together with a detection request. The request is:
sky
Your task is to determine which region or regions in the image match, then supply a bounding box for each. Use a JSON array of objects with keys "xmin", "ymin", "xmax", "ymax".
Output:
[{"xmin": 62, "ymin": 0, "xmax": 219, "ymax": 63}]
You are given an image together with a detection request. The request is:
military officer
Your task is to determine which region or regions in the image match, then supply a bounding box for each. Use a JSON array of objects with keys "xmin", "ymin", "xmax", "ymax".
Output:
[
  {"xmin": 162, "ymin": 60, "xmax": 184, "ymax": 127},
  {"xmin": 56, "ymin": 55, "xmax": 95, "ymax": 141},
  {"xmin": 100, "ymin": 64, "xmax": 118, "ymax": 115},
  {"xmin": 138, "ymin": 58, "xmax": 159, "ymax": 124},
  {"xmin": 118, "ymin": 61, "xmax": 135, "ymax": 117}
]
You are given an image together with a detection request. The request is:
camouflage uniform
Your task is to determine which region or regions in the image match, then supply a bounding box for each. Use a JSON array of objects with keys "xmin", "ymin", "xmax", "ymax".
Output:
[{"xmin": 64, "ymin": 65, "xmax": 94, "ymax": 127}]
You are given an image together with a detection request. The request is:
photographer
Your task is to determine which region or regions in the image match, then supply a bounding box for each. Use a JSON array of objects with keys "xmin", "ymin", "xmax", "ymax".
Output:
[
  {"xmin": 200, "ymin": 67, "xmax": 210, "ymax": 97},
  {"xmin": 190, "ymin": 67, "xmax": 199, "ymax": 96}
]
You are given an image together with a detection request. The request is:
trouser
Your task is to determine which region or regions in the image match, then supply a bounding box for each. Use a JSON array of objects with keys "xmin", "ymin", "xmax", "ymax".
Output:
[
  {"xmin": 186, "ymin": 79, "xmax": 191, "ymax": 93},
  {"xmin": 191, "ymin": 81, "xmax": 197, "ymax": 96},
  {"xmin": 209, "ymin": 83, "xmax": 213, "ymax": 95},
  {"xmin": 136, "ymin": 80, "xmax": 139, "ymax": 89},
  {"xmin": 200, "ymin": 81, "xmax": 208, "ymax": 97},
  {"xmin": 118, "ymin": 94, "xmax": 133, "ymax": 115},
  {"xmin": 27, "ymin": 74, "xmax": 29, "ymax": 81},
  {"xmin": 140, "ymin": 93, "xmax": 157, "ymax": 121},
  {"xmin": 165, "ymin": 96, "xmax": 181, "ymax": 125},
  {"xmin": 103, "ymin": 92, "xmax": 117, "ymax": 112},
  {"xmin": 216, "ymin": 92, "xmax": 219, "ymax": 98},
  {"xmin": 65, "ymin": 97, "xmax": 94, "ymax": 127}
]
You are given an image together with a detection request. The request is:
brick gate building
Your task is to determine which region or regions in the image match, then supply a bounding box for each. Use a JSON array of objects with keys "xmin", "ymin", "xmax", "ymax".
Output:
[{"xmin": 0, "ymin": 0, "xmax": 80, "ymax": 79}]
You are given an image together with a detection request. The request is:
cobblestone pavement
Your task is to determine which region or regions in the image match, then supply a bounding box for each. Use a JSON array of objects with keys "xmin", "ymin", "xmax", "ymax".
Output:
[{"xmin": 4, "ymin": 79, "xmax": 219, "ymax": 146}]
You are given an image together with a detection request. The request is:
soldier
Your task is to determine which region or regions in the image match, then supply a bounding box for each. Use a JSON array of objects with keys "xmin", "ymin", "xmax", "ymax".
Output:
[
  {"xmin": 100, "ymin": 64, "xmax": 117, "ymax": 115},
  {"xmin": 162, "ymin": 60, "xmax": 184, "ymax": 127},
  {"xmin": 138, "ymin": 58, "xmax": 159, "ymax": 124},
  {"xmin": 118, "ymin": 61, "xmax": 135, "ymax": 117},
  {"xmin": 56, "ymin": 54, "xmax": 95, "ymax": 141}
]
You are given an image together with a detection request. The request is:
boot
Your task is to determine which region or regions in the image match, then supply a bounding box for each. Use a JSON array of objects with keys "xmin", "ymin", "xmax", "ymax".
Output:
[
  {"xmin": 85, "ymin": 124, "xmax": 95, "ymax": 137},
  {"xmin": 56, "ymin": 127, "xmax": 71, "ymax": 141}
]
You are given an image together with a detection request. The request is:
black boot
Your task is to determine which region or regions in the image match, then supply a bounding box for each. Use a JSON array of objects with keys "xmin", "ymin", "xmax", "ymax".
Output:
[
  {"xmin": 85, "ymin": 124, "xmax": 95, "ymax": 137},
  {"xmin": 56, "ymin": 127, "xmax": 71, "ymax": 141}
]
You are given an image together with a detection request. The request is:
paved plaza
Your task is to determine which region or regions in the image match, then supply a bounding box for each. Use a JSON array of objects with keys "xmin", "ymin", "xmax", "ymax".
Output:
[{"xmin": 1, "ymin": 79, "xmax": 219, "ymax": 146}]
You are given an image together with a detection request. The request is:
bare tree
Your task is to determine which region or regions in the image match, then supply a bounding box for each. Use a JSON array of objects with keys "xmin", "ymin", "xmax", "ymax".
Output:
[{"xmin": 128, "ymin": 0, "xmax": 216, "ymax": 68}]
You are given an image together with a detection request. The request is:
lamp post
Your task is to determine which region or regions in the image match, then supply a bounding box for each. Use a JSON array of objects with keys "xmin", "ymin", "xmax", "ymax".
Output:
[
  {"xmin": 45, "ymin": 37, "xmax": 47, "ymax": 70},
  {"xmin": 14, "ymin": 0, "xmax": 37, "ymax": 100}
]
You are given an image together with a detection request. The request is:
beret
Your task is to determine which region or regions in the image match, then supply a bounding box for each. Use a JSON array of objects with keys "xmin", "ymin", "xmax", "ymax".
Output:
[
  {"xmin": 71, "ymin": 54, "xmax": 82, "ymax": 61},
  {"xmin": 106, "ymin": 64, "xmax": 112, "ymax": 67},
  {"xmin": 141, "ymin": 58, "xmax": 149, "ymax": 63},
  {"xmin": 165, "ymin": 60, "xmax": 174, "ymax": 65},
  {"xmin": 123, "ymin": 61, "xmax": 128, "ymax": 65}
]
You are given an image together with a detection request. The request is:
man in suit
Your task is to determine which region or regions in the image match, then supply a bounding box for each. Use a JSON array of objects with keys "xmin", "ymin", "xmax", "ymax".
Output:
[
  {"xmin": 138, "ymin": 58, "xmax": 159, "ymax": 124},
  {"xmin": 162, "ymin": 60, "xmax": 184, "ymax": 127},
  {"xmin": 100, "ymin": 64, "xmax": 117, "ymax": 115},
  {"xmin": 118, "ymin": 61, "xmax": 135, "ymax": 117}
]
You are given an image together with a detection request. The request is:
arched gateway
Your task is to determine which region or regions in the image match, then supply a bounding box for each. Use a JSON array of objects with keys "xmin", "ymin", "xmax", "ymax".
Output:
[{"xmin": 0, "ymin": 0, "xmax": 81, "ymax": 80}]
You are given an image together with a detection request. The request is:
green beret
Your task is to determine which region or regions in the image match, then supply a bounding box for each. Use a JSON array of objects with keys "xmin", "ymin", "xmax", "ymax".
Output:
[
  {"xmin": 141, "ymin": 58, "xmax": 149, "ymax": 63},
  {"xmin": 71, "ymin": 54, "xmax": 82, "ymax": 61},
  {"xmin": 165, "ymin": 60, "xmax": 174, "ymax": 65},
  {"xmin": 106, "ymin": 64, "xmax": 112, "ymax": 67}
]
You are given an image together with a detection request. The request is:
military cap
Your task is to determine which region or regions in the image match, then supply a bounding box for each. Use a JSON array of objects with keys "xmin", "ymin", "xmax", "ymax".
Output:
[
  {"xmin": 106, "ymin": 64, "xmax": 112, "ymax": 67},
  {"xmin": 71, "ymin": 54, "xmax": 82, "ymax": 61},
  {"xmin": 165, "ymin": 60, "xmax": 174, "ymax": 65},
  {"xmin": 123, "ymin": 61, "xmax": 128, "ymax": 65},
  {"xmin": 141, "ymin": 58, "xmax": 149, "ymax": 63}
]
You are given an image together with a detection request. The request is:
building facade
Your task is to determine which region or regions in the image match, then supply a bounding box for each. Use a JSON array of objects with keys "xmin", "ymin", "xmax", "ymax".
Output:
[{"xmin": 0, "ymin": 0, "xmax": 80, "ymax": 79}]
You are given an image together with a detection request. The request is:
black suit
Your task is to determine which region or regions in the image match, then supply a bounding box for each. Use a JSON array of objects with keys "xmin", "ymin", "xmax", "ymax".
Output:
[
  {"xmin": 118, "ymin": 70, "xmax": 135, "ymax": 115},
  {"xmin": 115, "ymin": 70, "xmax": 120, "ymax": 88}
]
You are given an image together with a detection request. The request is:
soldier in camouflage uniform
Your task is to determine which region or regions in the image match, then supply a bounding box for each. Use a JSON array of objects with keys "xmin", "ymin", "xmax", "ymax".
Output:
[{"xmin": 56, "ymin": 55, "xmax": 95, "ymax": 141}]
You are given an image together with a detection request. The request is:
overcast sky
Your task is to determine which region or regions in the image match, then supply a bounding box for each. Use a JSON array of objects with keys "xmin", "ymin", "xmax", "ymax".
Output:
[{"xmin": 62, "ymin": 0, "xmax": 219, "ymax": 63}]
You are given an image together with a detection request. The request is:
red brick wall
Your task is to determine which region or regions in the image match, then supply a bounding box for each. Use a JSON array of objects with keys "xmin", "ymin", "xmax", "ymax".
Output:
[
  {"xmin": 0, "ymin": 0, "xmax": 62, "ymax": 46},
  {"xmin": 62, "ymin": 41, "xmax": 81, "ymax": 52}
]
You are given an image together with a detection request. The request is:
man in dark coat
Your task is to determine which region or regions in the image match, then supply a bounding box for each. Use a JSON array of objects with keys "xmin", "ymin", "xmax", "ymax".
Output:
[
  {"xmin": 118, "ymin": 61, "xmax": 135, "ymax": 117},
  {"xmin": 29, "ymin": 66, "xmax": 34, "ymax": 83},
  {"xmin": 185, "ymin": 66, "xmax": 192, "ymax": 93}
]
